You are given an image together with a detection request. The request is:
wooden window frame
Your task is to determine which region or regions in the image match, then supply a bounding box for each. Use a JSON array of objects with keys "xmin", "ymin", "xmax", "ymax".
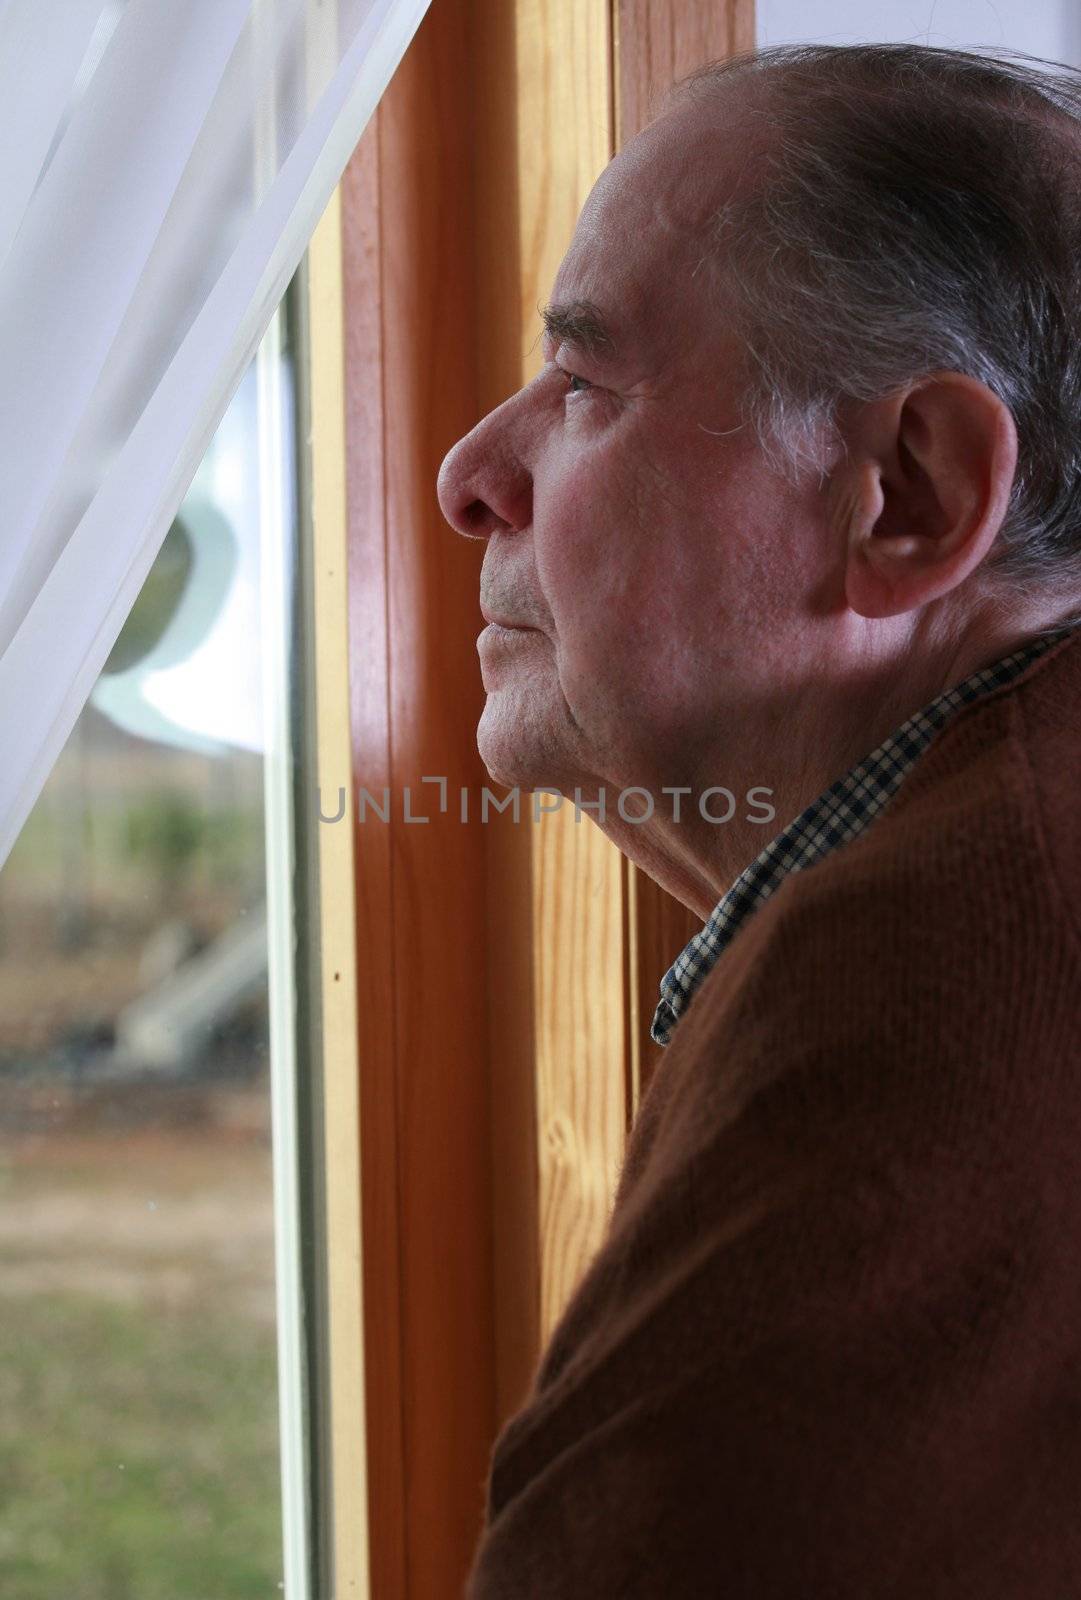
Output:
[{"xmin": 308, "ymin": 2, "xmax": 753, "ymax": 1592}]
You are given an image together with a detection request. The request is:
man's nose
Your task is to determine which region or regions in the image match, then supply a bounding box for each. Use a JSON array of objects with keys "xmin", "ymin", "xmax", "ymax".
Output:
[{"xmin": 436, "ymin": 401, "xmax": 533, "ymax": 541}]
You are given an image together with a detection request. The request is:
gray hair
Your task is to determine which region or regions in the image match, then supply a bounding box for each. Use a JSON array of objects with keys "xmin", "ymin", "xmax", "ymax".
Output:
[{"xmin": 666, "ymin": 44, "xmax": 1081, "ymax": 612}]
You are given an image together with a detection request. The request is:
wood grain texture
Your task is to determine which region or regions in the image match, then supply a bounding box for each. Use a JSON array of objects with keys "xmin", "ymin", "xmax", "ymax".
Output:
[
  {"xmin": 508, "ymin": 0, "xmax": 629, "ymax": 1349},
  {"xmin": 512, "ymin": 0, "xmax": 615, "ymax": 365},
  {"xmin": 469, "ymin": 0, "xmax": 544, "ymax": 1434},
  {"xmin": 614, "ymin": 0, "xmax": 755, "ymax": 145},
  {"xmin": 533, "ymin": 803, "xmax": 628, "ymax": 1336},
  {"xmin": 340, "ymin": 3, "xmax": 500, "ymax": 1591},
  {"xmin": 614, "ymin": 0, "xmax": 755, "ymax": 1103}
]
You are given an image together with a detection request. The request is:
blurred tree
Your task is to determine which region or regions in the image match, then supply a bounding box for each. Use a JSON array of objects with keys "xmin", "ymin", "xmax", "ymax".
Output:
[{"xmin": 124, "ymin": 792, "xmax": 205, "ymax": 902}]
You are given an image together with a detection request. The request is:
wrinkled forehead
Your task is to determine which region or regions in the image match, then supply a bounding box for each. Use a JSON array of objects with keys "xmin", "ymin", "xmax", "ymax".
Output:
[{"xmin": 548, "ymin": 94, "xmax": 762, "ymax": 360}]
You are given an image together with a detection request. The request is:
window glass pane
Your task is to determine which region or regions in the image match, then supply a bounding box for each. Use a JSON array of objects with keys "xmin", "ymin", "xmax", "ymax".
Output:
[{"xmin": 0, "ymin": 299, "xmax": 309, "ymax": 1600}]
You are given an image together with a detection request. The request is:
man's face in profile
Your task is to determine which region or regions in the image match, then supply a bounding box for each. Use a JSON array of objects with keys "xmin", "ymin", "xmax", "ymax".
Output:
[{"xmin": 438, "ymin": 93, "xmax": 833, "ymax": 807}]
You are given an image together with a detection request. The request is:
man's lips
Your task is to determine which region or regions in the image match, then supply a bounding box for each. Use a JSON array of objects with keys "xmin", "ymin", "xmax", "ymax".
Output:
[{"xmin": 480, "ymin": 608, "xmax": 536, "ymax": 630}]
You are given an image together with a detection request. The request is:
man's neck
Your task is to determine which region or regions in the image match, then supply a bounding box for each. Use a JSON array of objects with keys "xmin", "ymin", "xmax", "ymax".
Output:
[{"xmin": 594, "ymin": 598, "xmax": 1080, "ymax": 920}]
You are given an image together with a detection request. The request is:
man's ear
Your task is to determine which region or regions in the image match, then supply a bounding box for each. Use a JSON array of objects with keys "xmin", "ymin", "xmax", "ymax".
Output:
[{"xmin": 834, "ymin": 374, "xmax": 1018, "ymax": 621}]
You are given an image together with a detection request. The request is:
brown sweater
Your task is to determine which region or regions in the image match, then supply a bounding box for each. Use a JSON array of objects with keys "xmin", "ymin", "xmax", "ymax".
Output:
[{"xmin": 467, "ymin": 626, "xmax": 1081, "ymax": 1598}]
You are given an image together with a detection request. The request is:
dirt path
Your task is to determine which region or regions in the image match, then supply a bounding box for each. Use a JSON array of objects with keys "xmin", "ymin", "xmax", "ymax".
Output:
[{"xmin": 0, "ymin": 1104, "xmax": 278, "ymax": 1324}]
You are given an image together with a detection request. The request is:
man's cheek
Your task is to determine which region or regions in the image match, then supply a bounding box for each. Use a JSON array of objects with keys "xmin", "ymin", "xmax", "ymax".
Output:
[
  {"xmin": 538, "ymin": 478, "xmax": 637, "ymax": 605},
  {"xmin": 535, "ymin": 490, "xmax": 592, "ymax": 604}
]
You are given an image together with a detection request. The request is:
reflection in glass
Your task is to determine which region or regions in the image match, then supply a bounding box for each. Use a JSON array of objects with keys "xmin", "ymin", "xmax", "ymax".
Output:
[{"xmin": 0, "ymin": 309, "xmax": 305, "ymax": 1598}]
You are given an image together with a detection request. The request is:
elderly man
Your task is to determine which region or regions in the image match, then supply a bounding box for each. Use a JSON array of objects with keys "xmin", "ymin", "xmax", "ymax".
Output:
[{"xmin": 437, "ymin": 41, "xmax": 1081, "ymax": 1599}]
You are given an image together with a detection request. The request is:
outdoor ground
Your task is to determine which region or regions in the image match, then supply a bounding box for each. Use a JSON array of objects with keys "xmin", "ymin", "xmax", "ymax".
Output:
[{"xmin": 0, "ymin": 1089, "xmax": 284, "ymax": 1600}]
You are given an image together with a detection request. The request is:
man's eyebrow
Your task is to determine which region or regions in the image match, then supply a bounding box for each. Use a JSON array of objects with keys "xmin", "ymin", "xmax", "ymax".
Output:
[{"xmin": 539, "ymin": 299, "xmax": 619, "ymax": 361}]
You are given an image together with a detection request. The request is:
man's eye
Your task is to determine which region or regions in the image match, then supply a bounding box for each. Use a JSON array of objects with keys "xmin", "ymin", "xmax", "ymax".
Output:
[{"xmin": 548, "ymin": 358, "xmax": 597, "ymax": 400}]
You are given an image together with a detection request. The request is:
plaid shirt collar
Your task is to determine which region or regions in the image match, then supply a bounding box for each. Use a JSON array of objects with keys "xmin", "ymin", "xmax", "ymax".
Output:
[{"xmin": 652, "ymin": 624, "xmax": 1081, "ymax": 1047}]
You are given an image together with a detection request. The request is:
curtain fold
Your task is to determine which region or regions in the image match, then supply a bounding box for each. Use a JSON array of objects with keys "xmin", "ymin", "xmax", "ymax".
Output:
[
  {"xmin": 0, "ymin": 0, "xmax": 430, "ymax": 867},
  {"xmin": 0, "ymin": 0, "xmax": 107, "ymax": 268}
]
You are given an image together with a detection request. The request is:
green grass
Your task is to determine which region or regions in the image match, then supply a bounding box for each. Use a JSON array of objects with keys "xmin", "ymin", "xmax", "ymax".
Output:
[{"xmin": 0, "ymin": 1293, "xmax": 283, "ymax": 1600}]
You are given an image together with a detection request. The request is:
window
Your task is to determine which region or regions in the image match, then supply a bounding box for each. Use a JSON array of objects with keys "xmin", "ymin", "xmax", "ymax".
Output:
[{"xmin": 0, "ymin": 285, "xmax": 326, "ymax": 1600}]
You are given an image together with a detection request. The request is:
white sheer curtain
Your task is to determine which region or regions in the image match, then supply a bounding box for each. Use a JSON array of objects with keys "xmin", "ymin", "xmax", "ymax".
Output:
[{"xmin": 0, "ymin": 0, "xmax": 429, "ymax": 867}]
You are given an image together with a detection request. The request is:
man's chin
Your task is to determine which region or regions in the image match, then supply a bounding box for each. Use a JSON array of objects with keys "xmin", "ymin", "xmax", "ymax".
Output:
[
  {"xmin": 476, "ymin": 709, "xmax": 570, "ymax": 797},
  {"xmin": 476, "ymin": 738, "xmax": 548, "ymax": 796}
]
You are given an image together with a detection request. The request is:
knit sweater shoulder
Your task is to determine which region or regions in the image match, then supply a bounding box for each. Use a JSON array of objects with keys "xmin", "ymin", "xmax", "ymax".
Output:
[{"xmin": 467, "ymin": 625, "xmax": 1081, "ymax": 1600}]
